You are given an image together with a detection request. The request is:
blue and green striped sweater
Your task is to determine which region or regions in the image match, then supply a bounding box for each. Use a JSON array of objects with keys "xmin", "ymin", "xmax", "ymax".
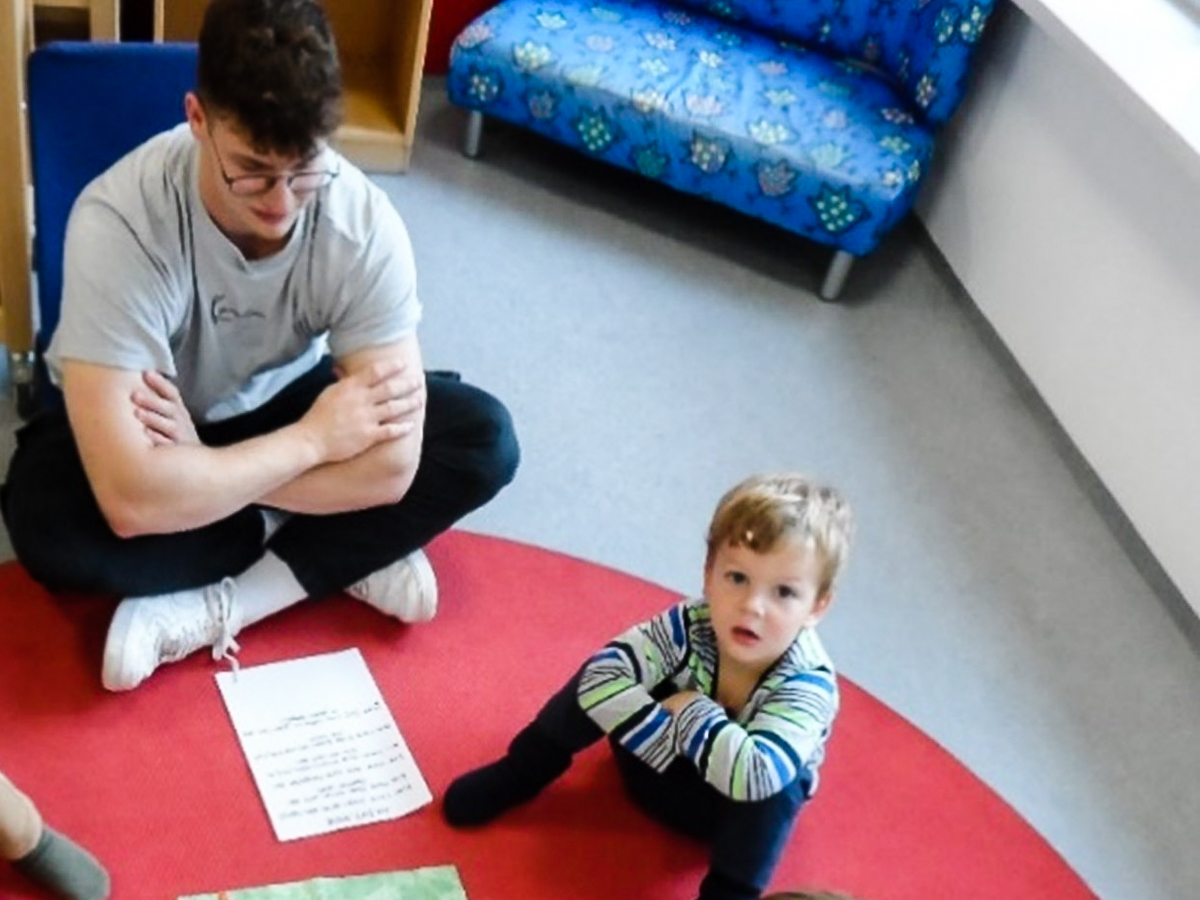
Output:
[{"xmin": 578, "ymin": 596, "xmax": 838, "ymax": 802}]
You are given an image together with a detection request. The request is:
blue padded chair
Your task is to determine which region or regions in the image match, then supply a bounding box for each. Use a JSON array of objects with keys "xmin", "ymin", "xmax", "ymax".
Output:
[
  {"xmin": 25, "ymin": 41, "xmax": 198, "ymax": 414},
  {"xmin": 447, "ymin": 0, "xmax": 995, "ymax": 299}
]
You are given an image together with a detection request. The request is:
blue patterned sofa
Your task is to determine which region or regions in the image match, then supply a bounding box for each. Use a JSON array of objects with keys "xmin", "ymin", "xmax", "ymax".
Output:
[{"xmin": 446, "ymin": 0, "xmax": 995, "ymax": 299}]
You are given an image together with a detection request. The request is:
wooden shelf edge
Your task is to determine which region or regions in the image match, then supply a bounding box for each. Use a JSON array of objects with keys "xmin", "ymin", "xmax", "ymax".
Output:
[{"xmin": 334, "ymin": 124, "xmax": 413, "ymax": 173}]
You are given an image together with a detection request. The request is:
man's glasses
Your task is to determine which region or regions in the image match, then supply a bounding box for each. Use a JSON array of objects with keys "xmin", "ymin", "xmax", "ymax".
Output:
[{"xmin": 208, "ymin": 127, "xmax": 339, "ymax": 198}]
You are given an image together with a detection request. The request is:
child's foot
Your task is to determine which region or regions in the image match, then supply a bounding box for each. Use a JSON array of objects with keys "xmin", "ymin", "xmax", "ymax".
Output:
[
  {"xmin": 101, "ymin": 578, "xmax": 242, "ymax": 691},
  {"xmin": 442, "ymin": 726, "xmax": 570, "ymax": 826},
  {"xmin": 12, "ymin": 827, "xmax": 110, "ymax": 900},
  {"xmin": 346, "ymin": 550, "xmax": 438, "ymax": 623}
]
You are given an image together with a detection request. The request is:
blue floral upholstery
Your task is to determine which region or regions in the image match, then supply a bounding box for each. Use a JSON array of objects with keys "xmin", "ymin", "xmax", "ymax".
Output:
[{"xmin": 447, "ymin": 0, "xmax": 994, "ymax": 265}]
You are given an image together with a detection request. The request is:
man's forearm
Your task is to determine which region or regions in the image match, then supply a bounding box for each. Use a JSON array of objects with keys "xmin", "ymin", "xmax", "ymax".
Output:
[
  {"xmin": 80, "ymin": 356, "xmax": 420, "ymax": 536},
  {"xmin": 106, "ymin": 423, "xmax": 323, "ymax": 536},
  {"xmin": 259, "ymin": 435, "xmax": 419, "ymax": 514}
]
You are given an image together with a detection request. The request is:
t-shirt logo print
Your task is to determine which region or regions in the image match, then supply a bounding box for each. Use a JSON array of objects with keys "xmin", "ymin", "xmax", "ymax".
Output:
[{"xmin": 210, "ymin": 293, "xmax": 266, "ymax": 324}]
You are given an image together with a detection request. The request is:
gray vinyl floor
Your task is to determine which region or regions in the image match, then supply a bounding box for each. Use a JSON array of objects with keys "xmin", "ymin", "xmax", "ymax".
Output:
[{"xmin": 3, "ymin": 82, "xmax": 1199, "ymax": 900}]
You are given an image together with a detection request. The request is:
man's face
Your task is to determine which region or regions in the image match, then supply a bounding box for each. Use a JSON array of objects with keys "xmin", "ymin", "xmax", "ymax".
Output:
[{"xmin": 189, "ymin": 96, "xmax": 329, "ymax": 256}]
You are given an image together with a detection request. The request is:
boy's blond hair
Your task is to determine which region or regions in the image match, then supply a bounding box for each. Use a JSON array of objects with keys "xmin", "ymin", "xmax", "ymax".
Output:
[{"xmin": 705, "ymin": 473, "xmax": 853, "ymax": 597}]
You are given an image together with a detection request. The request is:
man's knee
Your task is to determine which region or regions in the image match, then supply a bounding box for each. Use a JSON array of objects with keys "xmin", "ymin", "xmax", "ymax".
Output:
[
  {"xmin": 2, "ymin": 448, "xmax": 113, "ymax": 593},
  {"xmin": 442, "ymin": 386, "xmax": 519, "ymax": 504},
  {"xmin": 471, "ymin": 392, "xmax": 520, "ymax": 497},
  {"xmin": 6, "ymin": 512, "xmax": 103, "ymax": 594}
]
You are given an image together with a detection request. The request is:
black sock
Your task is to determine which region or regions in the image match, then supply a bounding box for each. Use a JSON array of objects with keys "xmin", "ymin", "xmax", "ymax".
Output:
[
  {"xmin": 442, "ymin": 724, "xmax": 571, "ymax": 826},
  {"xmin": 12, "ymin": 827, "xmax": 110, "ymax": 900}
]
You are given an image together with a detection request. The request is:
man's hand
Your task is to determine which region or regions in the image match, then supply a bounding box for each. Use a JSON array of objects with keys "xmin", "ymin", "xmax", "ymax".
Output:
[
  {"xmin": 298, "ymin": 359, "xmax": 425, "ymax": 464},
  {"xmin": 661, "ymin": 690, "xmax": 705, "ymax": 716},
  {"xmin": 132, "ymin": 371, "xmax": 200, "ymax": 446}
]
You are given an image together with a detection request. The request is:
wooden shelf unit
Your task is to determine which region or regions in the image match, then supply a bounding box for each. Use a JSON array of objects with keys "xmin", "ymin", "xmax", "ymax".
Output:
[
  {"xmin": 0, "ymin": 0, "xmax": 33, "ymax": 364},
  {"xmin": 32, "ymin": 0, "xmax": 118, "ymax": 40},
  {"xmin": 1, "ymin": 0, "xmax": 118, "ymax": 396},
  {"xmin": 154, "ymin": 0, "xmax": 432, "ymax": 173}
]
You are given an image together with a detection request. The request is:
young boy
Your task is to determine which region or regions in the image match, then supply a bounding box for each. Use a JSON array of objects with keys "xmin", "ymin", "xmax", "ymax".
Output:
[
  {"xmin": 1, "ymin": 769, "xmax": 109, "ymax": 900},
  {"xmin": 444, "ymin": 473, "xmax": 853, "ymax": 900}
]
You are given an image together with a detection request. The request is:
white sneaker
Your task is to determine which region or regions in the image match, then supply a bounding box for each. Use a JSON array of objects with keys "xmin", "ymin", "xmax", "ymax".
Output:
[
  {"xmin": 345, "ymin": 549, "xmax": 438, "ymax": 623},
  {"xmin": 101, "ymin": 578, "xmax": 243, "ymax": 692}
]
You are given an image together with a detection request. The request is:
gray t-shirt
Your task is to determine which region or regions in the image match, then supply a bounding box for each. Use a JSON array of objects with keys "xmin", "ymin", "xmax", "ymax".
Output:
[{"xmin": 47, "ymin": 122, "xmax": 421, "ymax": 422}]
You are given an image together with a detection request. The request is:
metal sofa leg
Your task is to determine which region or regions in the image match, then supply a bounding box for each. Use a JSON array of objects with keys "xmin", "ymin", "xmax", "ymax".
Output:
[
  {"xmin": 820, "ymin": 250, "xmax": 855, "ymax": 301},
  {"xmin": 463, "ymin": 110, "xmax": 484, "ymax": 158}
]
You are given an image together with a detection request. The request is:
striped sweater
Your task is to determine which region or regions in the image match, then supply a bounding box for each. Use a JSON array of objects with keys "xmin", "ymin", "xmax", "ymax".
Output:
[{"xmin": 577, "ymin": 597, "xmax": 838, "ymax": 802}]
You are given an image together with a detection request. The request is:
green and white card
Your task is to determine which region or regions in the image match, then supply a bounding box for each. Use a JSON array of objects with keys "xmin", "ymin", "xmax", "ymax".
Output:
[{"xmin": 179, "ymin": 864, "xmax": 468, "ymax": 900}]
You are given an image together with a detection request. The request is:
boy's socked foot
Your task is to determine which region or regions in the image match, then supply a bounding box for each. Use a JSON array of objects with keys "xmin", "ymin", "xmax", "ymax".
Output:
[
  {"xmin": 443, "ymin": 726, "xmax": 571, "ymax": 827},
  {"xmin": 346, "ymin": 549, "xmax": 438, "ymax": 624},
  {"xmin": 443, "ymin": 756, "xmax": 549, "ymax": 827},
  {"xmin": 101, "ymin": 578, "xmax": 243, "ymax": 692}
]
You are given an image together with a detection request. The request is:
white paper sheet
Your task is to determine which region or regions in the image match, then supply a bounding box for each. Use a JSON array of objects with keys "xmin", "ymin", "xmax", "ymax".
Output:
[{"xmin": 216, "ymin": 648, "xmax": 432, "ymax": 841}]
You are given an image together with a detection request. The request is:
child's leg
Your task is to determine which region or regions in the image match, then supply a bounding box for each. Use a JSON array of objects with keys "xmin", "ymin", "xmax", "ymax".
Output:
[
  {"xmin": 609, "ymin": 741, "xmax": 724, "ymax": 840},
  {"xmin": 698, "ymin": 782, "xmax": 808, "ymax": 900},
  {"xmin": 610, "ymin": 743, "xmax": 807, "ymax": 899},
  {"xmin": 0, "ymin": 771, "xmax": 110, "ymax": 900},
  {"xmin": 0, "ymin": 771, "xmax": 41, "ymax": 859},
  {"xmin": 443, "ymin": 667, "xmax": 604, "ymax": 826}
]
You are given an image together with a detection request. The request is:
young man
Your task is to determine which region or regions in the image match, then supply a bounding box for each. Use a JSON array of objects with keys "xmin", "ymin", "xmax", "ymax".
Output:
[{"xmin": 0, "ymin": 0, "xmax": 519, "ymax": 691}]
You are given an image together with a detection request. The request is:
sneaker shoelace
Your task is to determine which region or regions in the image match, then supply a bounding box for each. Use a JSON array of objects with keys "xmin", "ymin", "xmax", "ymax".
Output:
[{"xmin": 205, "ymin": 577, "xmax": 242, "ymax": 675}]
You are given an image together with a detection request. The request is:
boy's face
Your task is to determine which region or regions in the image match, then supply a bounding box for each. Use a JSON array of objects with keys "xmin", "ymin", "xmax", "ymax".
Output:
[{"xmin": 704, "ymin": 538, "xmax": 832, "ymax": 679}]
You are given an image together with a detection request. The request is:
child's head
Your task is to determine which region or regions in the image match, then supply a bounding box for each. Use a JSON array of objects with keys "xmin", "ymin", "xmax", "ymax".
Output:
[
  {"xmin": 703, "ymin": 474, "xmax": 853, "ymax": 672},
  {"xmin": 706, "ymin": 473, "xmax": 853, "ymax": 598}
]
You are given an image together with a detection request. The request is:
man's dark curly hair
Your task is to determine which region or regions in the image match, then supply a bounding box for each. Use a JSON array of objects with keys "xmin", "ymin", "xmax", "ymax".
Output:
[{"xmin": 197, "ymin": 0, "xmax": 343, "ymax": 158}]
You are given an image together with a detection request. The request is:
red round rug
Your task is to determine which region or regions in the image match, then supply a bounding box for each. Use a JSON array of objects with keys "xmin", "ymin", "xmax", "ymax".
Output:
[{"xmin": 0, "ymin": 531, "xmax": 1098, "ymax": 900}]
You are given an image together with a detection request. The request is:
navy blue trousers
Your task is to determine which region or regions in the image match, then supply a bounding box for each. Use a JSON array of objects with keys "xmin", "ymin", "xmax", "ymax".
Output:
[
  {"xmin": 0, "ymin": 360, "xmax": 519, "ymax": 598},
  {"xmin": 534, "ymin": 670, "xmax": 809, "ymax": 900}
]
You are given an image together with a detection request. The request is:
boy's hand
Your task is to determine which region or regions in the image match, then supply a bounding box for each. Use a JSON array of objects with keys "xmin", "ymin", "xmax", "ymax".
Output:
[
  {"xmin": 660, "ymin": 690, "xmax": 704, "ymax": 716},
  {"xmin": 132, "ymin": 371, "xmax": 200, "ymax": 446}
]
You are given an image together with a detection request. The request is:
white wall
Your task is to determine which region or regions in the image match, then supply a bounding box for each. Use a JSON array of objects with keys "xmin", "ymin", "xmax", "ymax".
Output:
[{"xmin": 917, "ymin": 7, "xmax": 1200, "ymax": 614}]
